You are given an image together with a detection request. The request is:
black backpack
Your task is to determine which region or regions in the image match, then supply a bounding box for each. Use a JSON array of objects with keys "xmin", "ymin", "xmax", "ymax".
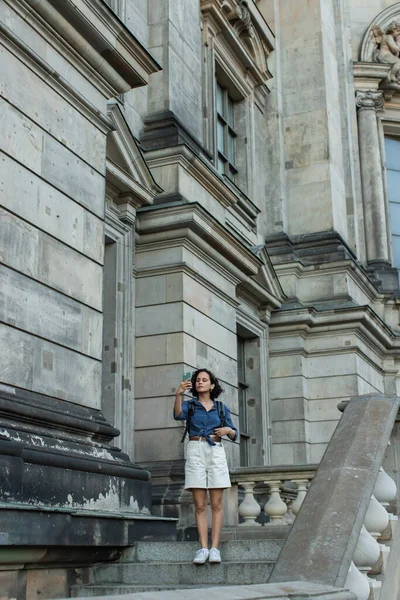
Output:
[{"xmin": 181, "ymin": 399, "xmax": 226, "ymax": 443}]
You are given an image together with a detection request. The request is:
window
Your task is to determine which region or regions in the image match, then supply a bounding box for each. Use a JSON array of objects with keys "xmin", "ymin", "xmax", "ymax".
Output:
[
  {"xmin": 385, "ymin": 137, "xmax": 400, "ymax": 281},
  {"xmin": 237, "ymin": 336, "xmax": 250, "ymax": 466},
  {"xmin": 216, "ymin": 82, "xmax": 237, "ymax": 181}
]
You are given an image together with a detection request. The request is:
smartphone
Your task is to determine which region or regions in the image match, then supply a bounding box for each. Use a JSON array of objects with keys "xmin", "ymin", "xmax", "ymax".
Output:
[{"xmin": 183, "ymin": 372, "xmax": 192, "ymax": 395}]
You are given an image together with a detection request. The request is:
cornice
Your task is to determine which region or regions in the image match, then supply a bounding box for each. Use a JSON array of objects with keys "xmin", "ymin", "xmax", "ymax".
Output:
[
  {"xmin": 0, "ymin": 18, "xmax": 112, "ymax": 134},
  {"xmin": 17, "ymin": 0, "xmax": 160, "ymax": 94},
  {"xmin": 145, "ymin": 144, "xmax": 239, "ymax": 210},
  {"xmin": 135, "ymin": 262, "xmax": 241, "ymax": 310},
  {"xmin": 274, "ymin": 259, "xmax": 382, "ymax": 304},
  {"xmin": 106, "ymin": 102, "xmax": 162, "ymax": 208},
  {"xmin": 136, "ymin": 202, "xmax": 282, "ymax": 308},
  {"xmin": 270, "ymin": 304, "xmax": 395, "ymax": 353},
  {"xmin": 137, "ymin": 202, "xmax": 262, "ymax": 276},
  {"xmin": 200, "ymin": 0, "xmax": 273, "ymax": 86}
]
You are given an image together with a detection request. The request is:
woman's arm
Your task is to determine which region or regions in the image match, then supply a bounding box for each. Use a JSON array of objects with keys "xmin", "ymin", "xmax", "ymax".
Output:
[
  {"xmin": 214, "ymin": 405, "xmax": 238, "ymax": 441},
  {"xmin": 173, "ymin": 378, "xmax": 192, "ymax": 419}
]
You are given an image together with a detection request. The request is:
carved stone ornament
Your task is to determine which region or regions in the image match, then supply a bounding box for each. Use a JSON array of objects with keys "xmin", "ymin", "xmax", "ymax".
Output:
[
  {"xmin": 360, "ymin": 4, "xmax": 400, "ymax": 89},
  {"xmin": 370, "ymin": 21, "xmax": 400, "ymax": 84},
  {"xmin": 200, "ymin": 0, "xmax": 272, "ymax": 82},
  {"xmin": 355, "ymin": 90, "xmax": 385, "ymax": 110}
]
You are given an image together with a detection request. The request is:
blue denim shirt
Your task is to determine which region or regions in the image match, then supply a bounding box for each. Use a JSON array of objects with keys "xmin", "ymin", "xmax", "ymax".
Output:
[{"xmin": 174, "ymin": 399, "xmax": 238, "ymax": 445}]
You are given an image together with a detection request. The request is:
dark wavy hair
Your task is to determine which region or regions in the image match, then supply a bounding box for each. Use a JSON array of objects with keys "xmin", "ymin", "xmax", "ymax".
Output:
[{"xmin": 191, "ymin": 369, "xmax": 223, "ymax": 399}]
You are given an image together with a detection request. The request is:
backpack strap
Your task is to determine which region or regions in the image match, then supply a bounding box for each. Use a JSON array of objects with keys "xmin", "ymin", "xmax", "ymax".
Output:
[
  {"xmin": 216, "ymin": 400, "xmax": 226, "ymax": 427},
  {"xmin": 181, "ymin": 400, "xmax": 195, "ymax": 443}
]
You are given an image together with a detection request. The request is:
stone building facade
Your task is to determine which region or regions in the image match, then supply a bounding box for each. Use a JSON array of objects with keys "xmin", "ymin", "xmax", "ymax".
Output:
[{"xmin": 1, "ymin": 0, "xmax": 400, "ymax": 597}]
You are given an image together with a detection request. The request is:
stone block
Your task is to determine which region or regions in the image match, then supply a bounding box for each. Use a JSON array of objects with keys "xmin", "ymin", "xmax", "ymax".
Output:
[
  {"xmin": 0, "ymin": 99, "xmax": 105, "ymax": 218},
  {"xmin": 307, "ymin": 375, "xmax": 358, "ymax": 400},
  {"xmin": 135, "ymin": 333, "xmax": 184, "ymax": 367},
  {"xmin": 272, "ymin": 420, "xmax": 307, "ymax": 444},
  {"xmin": 135, "ymin": 427, "xmax": 184, "ymax": 462},
  {"xmin": 0, "ymin": 265, "xmax": 102, "ymax": 359},
  {"xmin": 26, "ymin": 568, "xmax": 68, "ymax": 600},
  {"xmin": 182, "ymin": 274, "xmax": 237, "ymax": 333},
  {"xmin": 136, "ymin": 245, "xmax": 184, "ymax": 271},
  {"xmin": 270, "ymin": 397, "xmax": 305, "ymax": 421},
  {"xmin": 307, "ymin": 420, "xmax": 338, "ymax": 444},
  {"xmin": 136, "ymin": 273, "xmax": 183, "ymax": 307},
  {"xmin": 309, "ymin": 443, "xmax": 328, "ymax": 464},
  {"xmin": 355, "ymin": 356, "xmax": 384, "ymax": 392},
  {"xmin": 269, "ymin": 376, "xmax": 306, "ymax": 400},
  {"xmin": 0, "ymin": 153, "xmax": 103, "ymax": 262},
  {"xmin": 183, "ymin": 336, "xmax": 238, "ymax": 387},
  {"xmin": 0, "ymin": 323, "xmax": 101, "ymax": 408},
  {"xmin": 0, "ymin": 209, "xmax": 102, "ymax": 310},
  {"xmin": 136, "ymin": 303, "xmax": 184, "ymax": 337},
  {"xmin": 135, "ymin": 396, "xmax": 178, "ymax": 431},
  {"xmin": 183, "ymin": 304, "xmax": 237, "ymax": 360},
  {"xmin": 271, "ymin": 442, "xmax": 309, "ymax": 466},
  {"xmin": 0, "ymin": 569, "xmax": 26, "ymax": 600},
  {"xmin": 307, "ymin": 353, "xmax": 356, "ymax": 378},
  {"xmin": 0, "ymin": 46, "xmax": 106, "ymax": 172},
  {"xmin": 304, "ymin": 399, "xmax": 342, "ymax": 422},
  {"xmin": 269, "ymin": 354, "xmax": 304, "ymax": 378},
  {"xmin": 178, "ymin": 168, "xmax": 226, "ymax": 222},
  {"xmin": 135, "ymin": 363, "xmax": 185, "ymax": 399},
  {"xmin": 0, "ymin": 3, "xmax": 106, "ymax": 113}
]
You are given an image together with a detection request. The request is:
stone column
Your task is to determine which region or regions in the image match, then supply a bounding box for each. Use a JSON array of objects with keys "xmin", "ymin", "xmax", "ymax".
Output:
[{"xmin": 356, "ymin": 90, "xmax": 389, "ymax": 265}]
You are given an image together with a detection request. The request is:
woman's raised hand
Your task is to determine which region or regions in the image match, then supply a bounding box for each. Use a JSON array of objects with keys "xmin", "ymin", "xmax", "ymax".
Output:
[{"xmin": 176, "ymin": 378, "xmax": 192, "ymax": 395}]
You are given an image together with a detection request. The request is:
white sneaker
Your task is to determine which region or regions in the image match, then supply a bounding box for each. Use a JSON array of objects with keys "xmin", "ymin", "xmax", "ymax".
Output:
[
  {"xmin": 209, "ymin": 547, "xmax": 221, "ymax": 563},
  {"xmin": 193, "ymin": 548, "xmax": 209, "ymax": 565}
]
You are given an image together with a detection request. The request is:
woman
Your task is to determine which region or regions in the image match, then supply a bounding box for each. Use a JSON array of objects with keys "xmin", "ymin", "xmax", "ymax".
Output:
[{"xmin": 174, "ymin": 368, "xmax": 238, "ymax": 565}]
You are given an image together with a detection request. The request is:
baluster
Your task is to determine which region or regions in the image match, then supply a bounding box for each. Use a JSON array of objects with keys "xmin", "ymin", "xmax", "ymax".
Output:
[
  {"xmin": 374, "ymin": 467, "xmax": 397, "ymax": 508},
  {"xmin": 283, "ymin": 499, "xmax": 295, "ymax": 525},
  {"xmin": 264, "ymin": 480, "xmax": 287, "ymax": 525},
  {"xmin": 292, "ymin": 479, "xmax": 308, "ymax": 516},
  {"xmin": 238, "ymin": 482, "xmax": 261, "ymax": 526},
  {"xmin": 364, "ymin": 494, "xmax": 389, "ymax": 538},
  {"xmin": 372, "ymin": 466, "xmax": 398, "ymax": 578},
  {"xmin": 353, "ymin": 524, "xmax": 381, "ymax": 597},
  {"xmin": 345, "ymin": 561, "xmax": 371, "ymax": 600}
]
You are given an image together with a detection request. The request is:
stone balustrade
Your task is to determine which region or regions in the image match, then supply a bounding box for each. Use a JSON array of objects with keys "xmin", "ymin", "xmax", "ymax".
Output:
[
  {"xmin": 226, "ymin": 465, "xmax": 317, "ymax": 528},
  {"xmin": 345, "ymin": 463, "xmax": 398, "ymax": 600}
]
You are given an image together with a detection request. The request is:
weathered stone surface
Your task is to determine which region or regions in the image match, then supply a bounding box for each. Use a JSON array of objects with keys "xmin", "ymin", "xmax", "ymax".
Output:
[
  {"xmin": 0, "ymin": 265, "xmax": 102, "ymax": 358},
  {"xmin": 0, "ymin": 208, "xmax": 103, "ymax": 310},
  {"xmin": 269, "ymin": 394, "xmax": 400, "ymax": 587},
  {"xmin": 0, "ymin": 46, "xmax": 106, "ymax": 172},
  {"xmin": 0, "ymin": 99, "xmax": 105, "ymax": 217},
  {"xmin": 66, "ymin": 581, "xmax": 356, "ymax": 600},
  {"xmin": 0, "ymin": 153, "xmax": 104, "ymax": 262},
  {"xmin": 0, "ymin": 322, "xmax": 101, "ymax": 407}
]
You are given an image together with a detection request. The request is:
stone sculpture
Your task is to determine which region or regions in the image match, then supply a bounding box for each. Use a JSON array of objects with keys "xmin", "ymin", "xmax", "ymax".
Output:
[{"xmin": 370, "ymin": 21, "xmax": 400, "ymax": 84}]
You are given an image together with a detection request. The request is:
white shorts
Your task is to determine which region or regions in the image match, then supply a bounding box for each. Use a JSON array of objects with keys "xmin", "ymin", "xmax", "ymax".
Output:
[{"xmin": 185, "ymin": 440, "xmax": 231, "ymax": 490}]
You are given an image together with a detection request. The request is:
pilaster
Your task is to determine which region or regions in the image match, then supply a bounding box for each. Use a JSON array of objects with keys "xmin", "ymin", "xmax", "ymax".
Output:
[{"xmin": 355, "ymin": 90, "xmax": 388, "ymax": 266}]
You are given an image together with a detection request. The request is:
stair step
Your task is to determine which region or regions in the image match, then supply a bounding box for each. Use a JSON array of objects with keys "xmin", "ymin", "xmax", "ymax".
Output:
[
  {"xmin": 121, "ymin": 539, "xmax": 284, "ymax": 563},
  {"xmin": 71, "ymin": 584, "xmax": 214, "ymax": 597},
  {"xmin": 91, "ymin": 560, "xmax": 275, "ymax": 586}
]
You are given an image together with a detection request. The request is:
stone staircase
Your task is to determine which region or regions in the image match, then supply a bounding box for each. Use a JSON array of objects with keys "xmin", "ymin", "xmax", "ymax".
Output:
[{"xmin": 72, "ymin": 538, "xmax": 285, "ymax": 597}]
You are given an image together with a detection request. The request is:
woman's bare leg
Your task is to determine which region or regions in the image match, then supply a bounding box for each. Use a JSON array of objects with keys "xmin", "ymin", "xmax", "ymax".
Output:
[
  {"xmin": 192, "ymin": 488, "xmax": 209, "ymax": 548},
  {"xmin": 209, "ymin": 488, "xmax": 224, "ymax": 548}
]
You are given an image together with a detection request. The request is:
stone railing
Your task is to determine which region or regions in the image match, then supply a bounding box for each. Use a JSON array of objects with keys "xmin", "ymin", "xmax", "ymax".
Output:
[
  {"xmin": 225, "ymin": 465, "xmax": 317, "ymax": 528},
  {"xmin": 268, "ymin": 394, "xmax": 400, "ymax": 600}
]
